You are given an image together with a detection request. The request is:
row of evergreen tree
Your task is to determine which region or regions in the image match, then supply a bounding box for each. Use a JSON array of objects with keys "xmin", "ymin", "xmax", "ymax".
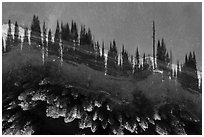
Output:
[
  {"xmin": 2, "ymin": 19, "xmax": 30, "ymax": 53},
  {"xmin": 3, "ymin": 20, "xmax": 20, "ymax": 53},
  {"xmin": 2, "ymin": 15, "xmax": 201, "ymax": 92},
  {"xmin": 178, "ymin": 52, "xmax": 199, "ymax": 91}
]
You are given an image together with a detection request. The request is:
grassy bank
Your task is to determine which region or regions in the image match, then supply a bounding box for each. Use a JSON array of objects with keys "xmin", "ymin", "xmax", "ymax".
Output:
[{"xmin": 2, "ymin": 45, "xmax": 202, "ymax": 120}]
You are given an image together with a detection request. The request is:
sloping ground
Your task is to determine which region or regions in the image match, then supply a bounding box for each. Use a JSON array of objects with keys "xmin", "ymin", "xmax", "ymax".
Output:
[
  {"xmin": 2, "ymin": 46, "xmax": 137, "ymax": 102},
  {"xmin": 2, "ymin": 46, "xmax": 202, "ymax": 134},
  {"xmin": 2, "ymin": 45, "xmax": 154, "ymax": 101},
  {"xmin": 136, "ymin": 72, "xmax": 202, "ymax": 120},
  {"xmin": 3, "ymin": 45, "xmax": 201, "ymax": 117}
]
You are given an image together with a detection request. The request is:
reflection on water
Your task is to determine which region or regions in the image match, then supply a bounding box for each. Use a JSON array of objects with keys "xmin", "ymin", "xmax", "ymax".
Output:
[{"xmin": 2, "ymin": 79, "xmax": 202, "ymax": 135}]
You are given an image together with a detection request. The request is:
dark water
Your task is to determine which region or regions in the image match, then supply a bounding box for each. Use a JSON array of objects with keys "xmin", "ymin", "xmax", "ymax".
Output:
[{"xmin": 2, "ymin": 77, "xmax": 202, "ymax": 135}]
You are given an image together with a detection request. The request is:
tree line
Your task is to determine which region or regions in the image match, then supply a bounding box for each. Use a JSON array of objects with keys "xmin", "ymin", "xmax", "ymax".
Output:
[{"xmin": 2, "ymin": 15, "xmax": 201, "ymax": 92}]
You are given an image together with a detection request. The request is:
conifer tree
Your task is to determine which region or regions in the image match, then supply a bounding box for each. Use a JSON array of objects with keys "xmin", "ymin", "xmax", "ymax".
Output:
[
  {"xmin": 185, "ymin": 54, "xmax": 188, "ymax": 65},
  {"xmin": 102, "ymin": 41, "xmax": 105, "ymax": 59},
  {"xmin": 190, "ymin": 52, "xmax": 199, "ymax": 90},
  {"xmin": 42, "ymin": 21, "xmax": 47, "ymax": 57},
  {"xmin": 156, "ymin": 40, "xmax": 161, "ymax": 62},
  {"xmin": 192, "ymin": 51, "xmax": 196, "ymax": 70},
  {"xmin": 73, "ymin": 22, "xmax": 78, "ymax": 44},
  {"xmin": 30, "ymin": 15, "xmax": 41, "ymax": 46},
  {"xmin": 70, "ymin": 21, "xmax": 78, "ymax": 43},
  {"xmin": 161, "ymin": 38, "xmax": 167, "ymax": 61},
  {"xmin": 54, "ymin": 20, "xmax": 60, "ymax": 56},
  {"xmin": 42, "ymin": 21, "xmax": 47, "ymax": 48},
  {"xmin": 143, "ymin": 53, "xmax": 149, "ymax": 70},
  {"xmin": 101, "ymin": 41, "xmax": 105, "ymax": 72},
  {"xmin": 143, "ymin": 53, "xmax": 146, "ymax": 65},
  {"xmin": 200, "ymin": 78, "xmax": 202, "ymax": 92},
  {"xmin": 14, "ymin": 21, "xmax": 19, "ymax": 46},
  {"xmin": 80, "ymin": 25, "xmax": 86, "ymax": 45},
  {"xmin": 177, "ymin": 60, "xmax": 180, "ymax": 78},
  {"xmin": 55, "ymin": 20, "xmax": 60, "ymax": 43},
  {"xmin": 70, "ymin": 20, "xmax": 74, "ymax": 42},
  {"xmin": 48, "ymin": 29, "xmax": 52, "ymax": 55},
  {"xmin": 6, "ymin": 19, "xmax": 13, "ymax": 52},
  {"xmin": 135, "ymin": 47, "xmax": 140, "ymax": 72},
  {"xmin": 107, "ymin": 40, "xmax": 118, "ymax": 76},
  {"xmin": 87, "ymin": 28, "xmax": 93, "ymax": 45},
  {"xmin": 165, "ymin": 52, "xmax": 170, "ymax": 64},
  {"xmin": 2, "ymin": 38, "xmax": 5, "ymax": 53},
  {"xmin": 156, "ymin": 38, "xmax": 169, "ymax": 70},
  {"xmin": 61, "ymin": 22, "xmax": 65, "ymax": 42},
  {"xmin": 65, "ymin": 23, "xmax": 70, "ymax": 42},
  {"xmin": 121, "ymin": 45, "xmax": 132, "ymax": 75},
  {"xmin": 23, "ymin": 27, "xmax": 29, "ymax": 45},
  {"xmin": 188, "ymin": 52, "xmax": 193, "ymax": 68},
  {"xmin": 180, "ymin": 52, "xmax": 199, "ymax": 91}
]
